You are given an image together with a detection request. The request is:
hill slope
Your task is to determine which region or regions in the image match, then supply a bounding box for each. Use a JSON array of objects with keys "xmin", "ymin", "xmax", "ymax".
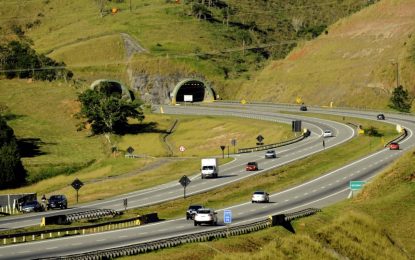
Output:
[{"xmin": 235, "ymin": 0, "xmax": 415, "ymax": 110}]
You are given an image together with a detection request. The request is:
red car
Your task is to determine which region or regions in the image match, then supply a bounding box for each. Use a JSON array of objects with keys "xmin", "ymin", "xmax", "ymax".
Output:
[
  {"xmin": 246, "ymin": 162, "xmax": 258, "ymax": 171},
  {"xmin": 389, "ymin": 142, "xmax": 399, "ymax": 150}
]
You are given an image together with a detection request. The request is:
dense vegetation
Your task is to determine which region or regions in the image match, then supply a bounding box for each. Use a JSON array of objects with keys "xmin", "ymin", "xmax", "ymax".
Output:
[
  {"xmin": 0, "ymin": 40, "xmax": 73, "ymax": 81},
  {"xmin": 77, "ymin": 87, "xmax": 144, "ymax": 136},
  {"xmin": 390, "ymin": 85, "xmax": 412, "ymax": 112},
  {"xmin": 0, "ymin": 114, "xmax": 27, "ymax": 189}
]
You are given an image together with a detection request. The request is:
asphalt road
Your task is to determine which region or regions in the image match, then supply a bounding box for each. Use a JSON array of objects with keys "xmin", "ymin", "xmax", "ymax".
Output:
[{"xmin": 0, "ymin": 103, "xmax": 414, "ymax": 259}]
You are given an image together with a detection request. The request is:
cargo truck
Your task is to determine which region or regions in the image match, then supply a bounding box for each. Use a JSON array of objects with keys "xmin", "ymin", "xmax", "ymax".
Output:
[{"xmin": 201, "ymin": 158, "xmax": 218, "ymax": 179}]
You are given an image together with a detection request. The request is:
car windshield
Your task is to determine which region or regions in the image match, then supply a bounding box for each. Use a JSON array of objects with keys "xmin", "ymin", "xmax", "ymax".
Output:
[
  {"xmin": 189, "ymin": 205, "xmax": 202, "ymax": 210},
  {"xmin": 202, "ymin": 166, "xmax": 214, "ymax": 170},
  {"xmin": 49, "ymin": 196, "xmax": 60, "ymax": 200},
  {"xmin": 266, "ymin": 151, "xmax": 274, "ymax": 154},
  {"xmin": 254, "ymin": 191, "xmax": 265, "ymax": 195},
  {"xmin": 247, "ymin": 162, "xmax": 256, "ymax": 166},
  {"xmin": 197, "ymin": 209, "xmax": 211, "ymax": 214}
]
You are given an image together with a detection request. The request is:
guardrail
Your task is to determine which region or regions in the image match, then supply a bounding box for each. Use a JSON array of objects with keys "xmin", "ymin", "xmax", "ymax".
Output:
[
  {"xmin": 384, "ymin": 128, "xmax": 408, "ymax": 147},
  {"xmin": 238, "ymin": 131, "xmax": 310, "ymax": 153},
  {"xmin": 0, "ymin": 213, "xmax": 159, "ymax": 246},
  {"xmin": 36, "ymin": 209, "xmax": 320, "ymax": 260}
]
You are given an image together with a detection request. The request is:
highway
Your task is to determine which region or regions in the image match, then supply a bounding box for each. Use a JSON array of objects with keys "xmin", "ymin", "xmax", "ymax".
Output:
[
  {"xmin": 0, "ymin": 108, "xmax": 352, "ymax": 230},
  {"xmin": 0, "ymin": 103, "xmax": 414, "ymax": 259}
]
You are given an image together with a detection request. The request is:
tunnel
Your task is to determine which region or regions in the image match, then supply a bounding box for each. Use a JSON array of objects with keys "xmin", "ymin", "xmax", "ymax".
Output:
[
  {"xmin": 171, "ymin": 79, "xmax": 215, "ymax": 104},
  {"xmin": 90, "ymin": 79, "xmax": 132, "ymax": 101}
]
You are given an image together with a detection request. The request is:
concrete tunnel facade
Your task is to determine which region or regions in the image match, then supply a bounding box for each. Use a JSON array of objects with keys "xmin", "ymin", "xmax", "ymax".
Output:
[{"xmin": 171, "ymin": 79, "xmax": 216, "ymax": 104}]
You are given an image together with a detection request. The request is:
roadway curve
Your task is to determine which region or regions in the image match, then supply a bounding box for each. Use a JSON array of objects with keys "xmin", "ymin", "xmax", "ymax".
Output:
[
  {"xmin": 0, "ymin": 104, "xmax": 414, "ymax": 259},
  {"xmin": 0, "ymin": 107, "xmax": 351, "ymax": 230}
]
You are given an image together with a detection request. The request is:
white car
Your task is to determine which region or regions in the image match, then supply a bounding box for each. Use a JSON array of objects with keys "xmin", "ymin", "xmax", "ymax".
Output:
[
  {"xmin": 251, "ymin": 191, "xmax": 270, "ymax": 203},
  {"xmin": 323, "ymin": 130, "xmax": 332, "ymax": 138},
  {"xmin": 194, "ymin": 208, "xmax": 218, "ymax": 226}
]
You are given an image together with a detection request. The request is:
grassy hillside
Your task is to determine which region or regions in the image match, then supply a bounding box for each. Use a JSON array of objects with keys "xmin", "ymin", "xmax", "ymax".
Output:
[
  {"xmin": 236, "ymin": 0, "xmax": 415, "ymax": 110},
  {"xmin": 0, "ymin": 0, "xmax": 376, "ymax": 102},
  {"xmin": 123, "ymin": 148, "xmax": 415, "ymax": 260}
]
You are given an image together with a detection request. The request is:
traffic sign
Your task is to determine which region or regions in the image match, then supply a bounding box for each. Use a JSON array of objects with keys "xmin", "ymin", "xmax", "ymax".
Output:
[
  {"xmin": 71, "ymin": 178, "xmax": 84, "ymax": 190},
  {"xmin": 179, "ymin": 175, "xmax": 191, "ymax": 198},
  {"xmin": 126, "ymin": 146, "xmax": 134, "ymax": 154},
  {"xmin": 179, "ymin": 175, "xmax": 191, "ymax": 187},
  {"xmin": 179, "ymin": 145, "xmax": 186, "ymax": 152},
  {"xmin": 350, "ymin": 181, "xmax": 365, "ymax": 190},
  {"xmin": 256, "ymin": 135, "xmax": 264, "ymax": 143},
  {"xmin": 224, "ymin": 210, "xmax": 232, "ymax": 224}
]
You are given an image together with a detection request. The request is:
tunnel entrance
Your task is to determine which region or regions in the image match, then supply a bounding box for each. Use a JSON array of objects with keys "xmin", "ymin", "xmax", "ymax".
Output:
[
  {"xmin": 176, "ymin": 81, "xmax": 205, "ymax": 102},
  {"xmin": 171, "ymin": 79, "xmax": 215, "ymax": 104}
]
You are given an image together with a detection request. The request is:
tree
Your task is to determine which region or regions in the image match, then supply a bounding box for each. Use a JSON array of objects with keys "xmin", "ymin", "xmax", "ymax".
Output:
[
  {"xmin": 78, "ymin": 89, "xmax": 144, "ymax": 143},
  {"xmin": 389, "ymin": 85, "xmax": 412, "ymax": 112},
  {"xmin": 0, "ymin": 115, "xmax": 27, "ymax": 189}
]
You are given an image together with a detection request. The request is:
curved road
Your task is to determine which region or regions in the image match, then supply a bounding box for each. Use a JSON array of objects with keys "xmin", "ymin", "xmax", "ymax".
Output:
[{"xmin": 0, "ymin": 104, "xmax": 414, "ymax": 259}]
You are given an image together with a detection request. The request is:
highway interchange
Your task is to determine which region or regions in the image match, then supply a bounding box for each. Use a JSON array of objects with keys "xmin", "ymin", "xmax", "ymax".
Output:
[{"xmin": 0, "ymin": 102, "xmax": 414, "ymax": 259}]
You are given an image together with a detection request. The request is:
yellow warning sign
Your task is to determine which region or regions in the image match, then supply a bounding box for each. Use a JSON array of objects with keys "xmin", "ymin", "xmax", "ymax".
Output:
[
  {"xmin": 160, "ymin": 106, "xmax": 164, "ymax": 114},
  {"xmin": 296, "ymin": 97, "xmax": 302, "ymax": 104},
  {"xmin": 358, "ymin": 129, "xmax": 365, "ymax": 134},
  {"xmin": 241, "ymin": 99, "xmax": 247, "ymax": 104}
]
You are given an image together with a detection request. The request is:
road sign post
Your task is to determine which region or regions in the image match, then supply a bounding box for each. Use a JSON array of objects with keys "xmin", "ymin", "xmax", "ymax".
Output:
[
  {"xmin": 123, "ymin": 198, "xmax": 128, "ymax": 210},
  {"xmin": 220, "ymin": 145, "xmax": 225, "ymax": 158},
  {"xmin": 349, "ymin": 181, "xmax": 366, "ymax": 198},
  {"xmin": 224, "ymin": 209, "xmax": 232, "ymax": 237},
  {"xmin": 179, "ymin": 145, "xmax": 186, "ymax": 156},
  {"xmin": 71, "ymin": 178, "xmax": 84, "ymax": 204},
  {"xmin": 179, "ymin": 175, "xmax": 191, "ymax": 198},
  {"xmin": 256, "ymin": 135, "xmax": 264, "ymax": 146},
  {"xmin": 231, "ymin": 139, "xmax": 237, "ymax": 154}
]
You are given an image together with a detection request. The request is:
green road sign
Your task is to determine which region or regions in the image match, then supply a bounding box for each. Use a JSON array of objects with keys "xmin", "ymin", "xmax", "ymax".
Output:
[{"xmin": 350, "ymin": 181, "xmax": 365, "ymax": 190}]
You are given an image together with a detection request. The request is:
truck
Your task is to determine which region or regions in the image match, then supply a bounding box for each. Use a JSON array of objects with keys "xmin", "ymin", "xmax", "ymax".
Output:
[{"xmin": 201, "ymin": 158, "xmax": 218, "ymax": 179}]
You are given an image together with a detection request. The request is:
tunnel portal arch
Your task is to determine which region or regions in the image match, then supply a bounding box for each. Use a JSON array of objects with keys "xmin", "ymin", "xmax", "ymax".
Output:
[
  {"xmin": 90, "ymin": 79, "xmax": 132, "ymax": 101},
  {"xmin": 171, "ymin": 79, "xmax": 215, "ymax": 104}
]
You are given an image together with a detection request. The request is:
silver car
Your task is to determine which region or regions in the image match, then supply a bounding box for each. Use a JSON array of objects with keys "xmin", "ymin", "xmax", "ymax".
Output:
[
  {"xmin": 265, "ymin": 150, "xmax": 276, "ymax": 159},
  {"xmin": 194, "ymin": 208, "xmax": 218, "ymax": 226},
  {"xmin": 251, "ymin": 191, "xmax": 270, "ymax": 203}
]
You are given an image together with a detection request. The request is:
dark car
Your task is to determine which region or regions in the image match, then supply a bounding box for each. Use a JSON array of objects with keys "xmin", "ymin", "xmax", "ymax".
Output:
[
  {"xmin": 389, "ymin": 142, "xmax": 399, "ymax": 150},
  {"xmin": 186, "ymin": 205, "xmax": 203, "ymax": 220},
  {"xmin": 47, "ymin": 195, "xmax": 68, "ymax": 210},
  {"xmin": 377, "ymin": 114, "xmax": 385, "ymax": 120},
  {"xmin": 265, "ymin": 150, "xmax": 277, "ymax": 159},
  {"xmin": 246, "ymin": 162, "xmax": 258, "ymax": 171},
  {"xmin": 300, "ymin": 105, "xmax": 308, "ymax": 111},
  {"xmin": 21, "ymin": 201, "xmax": 43, "ymax": 213}
]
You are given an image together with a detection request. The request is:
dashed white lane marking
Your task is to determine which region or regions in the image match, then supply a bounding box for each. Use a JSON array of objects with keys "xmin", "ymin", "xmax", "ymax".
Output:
[
  {"xmin": 343, "ymin": 177, "xmax": 346, "ymax": 180},
  {"xmin": 321, "ymin": 186, "xmax": 326, "ymax": 189},
  {"xmin": 141, "ymin": 232, "xmax": 148, "ymax": 235},
  {"xmin": 237, "ymin": 212, "xmax": 243, "ymax": 215},
  {"xmin": 177, "ymin": 226, "xmax": 184, "ymax": 228},
  {"xmin": 262, "ymin": 206, "xmax": 268, "ymax": 209},
  {"xmin": 46, "ymin": 247, "xmax": 58, "ymax": 250},
  {"xmin": 336, "ymin": 180, "xmax": 340, "ymax": 183},
  {"xmin": 294, "ymin": 196, "xmax": 299, "ymax": 199},
  {"xmin": 304, "ymin": 193, "xmax": 308, "ymax": 196},
  {"xmin": 312, "ymin": 190, "xmax": 317, "ymax": 192},
  {"xmin": 158, "ymin": 229, "xmax": 167, "ymax": 232},
  {"xmin": 72, "ymin": 243, "xmax": 82, "ymax": 246},
  {"xmin": 119, "ymin": 235, "xmax": 128, "ymax": 238},
  {"xmin": 97, "ymin": 239, "xmax": 106, "ymax": 242},
  {"xmin": 250, "ymin": 209, "xmax": 256, "ymax": 212},
  {"xmin": 285, "ymin": 199, "xmax": 289, "ymax": 202}
]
